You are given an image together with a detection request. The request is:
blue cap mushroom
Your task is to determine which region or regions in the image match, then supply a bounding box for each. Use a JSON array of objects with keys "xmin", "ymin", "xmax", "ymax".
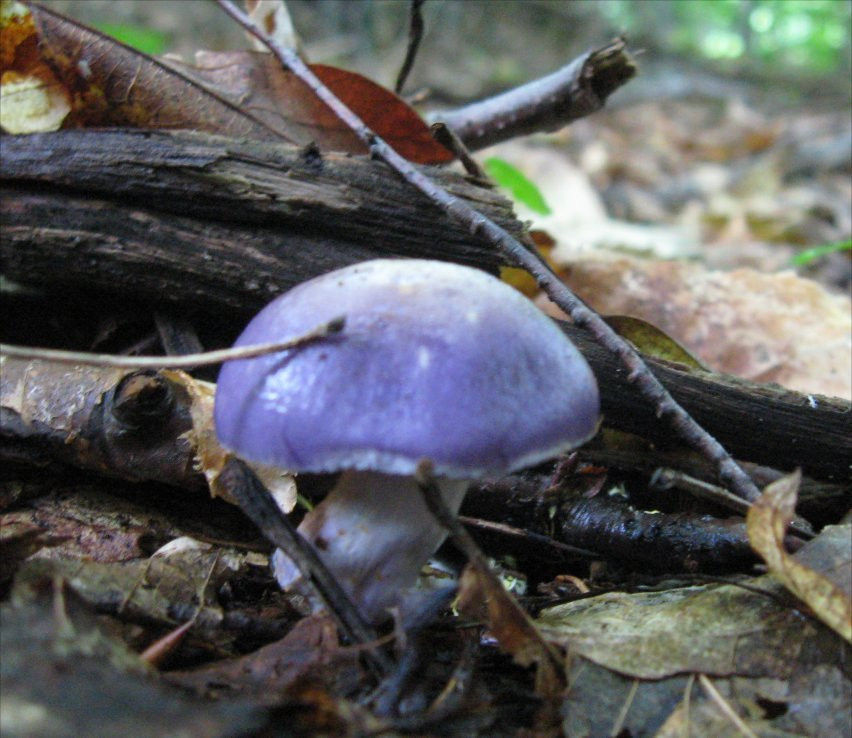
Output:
[{"xmin": 215, "ymin": 259, "xmax": 599, "ymax": 623}]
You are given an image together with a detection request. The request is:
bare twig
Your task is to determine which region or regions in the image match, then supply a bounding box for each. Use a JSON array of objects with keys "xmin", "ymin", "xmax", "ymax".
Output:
[
  {"xmin": 430, "ymin": 122, "xmax": 488, "ymax": 179},
  {"xmin": 215, "ymin": 0, "xmax": 762, "ymax": 504},
  {"xmin": 698, "ymin": 674, "xmax": 760, "ymax": 738},
  {"xmin": 650, "ymin": 468, "xmax": 812, "ymax": 538},
  {"xmin": 458, "ymin": 516, "xmax": 600, "ymax": 559},
  {"xmin": 431, "ymin": 37, "xmax": 637, "ymax": 151},
  {"xmin": 0, "ymin": 316, "xmax": 344, "ymax": 369},
  {"xmin": 395, "ymin": 0, "xmax": 425, "ymax": 94},
  {"xmin": 218, "ymin": 457, "xmax": 394, "ymax": 677}
]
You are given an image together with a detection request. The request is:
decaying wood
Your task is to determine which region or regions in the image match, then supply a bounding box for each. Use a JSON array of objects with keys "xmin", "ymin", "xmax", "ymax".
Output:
[
  {"xmin": 0, "ymin": 358, "xmax": 205, "ymax": 490},
  {"xmin": 1, "ymin": 134, "xmax": 848, "ymax": 486},
  {"xmin": 1, "ymin": 129, "xmax": 520, "ymax": 310}
]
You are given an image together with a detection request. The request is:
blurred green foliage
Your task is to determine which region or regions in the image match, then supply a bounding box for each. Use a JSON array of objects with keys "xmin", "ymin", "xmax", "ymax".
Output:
[
  {"xmin": 95, "ymin": 23, "xmax": 169, "ymax": 56},
  {"xmin": 790, "ymin": 240, "xmax": 852, "ymax": 267},
  {"xmin": 484, "ymin": 157, "xmax": 552, "ymax": 215},
  {"xmin": 600, "ymin": 0, "xmax": 850, "ymax": 74}
]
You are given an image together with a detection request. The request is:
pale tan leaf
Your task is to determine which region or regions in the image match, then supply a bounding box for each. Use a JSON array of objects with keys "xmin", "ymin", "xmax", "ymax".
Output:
[
  {"xmin": 548, "ymin": 253, "xmax": 852, "ymax": 399},
  {"xmin": 747, "ymin": 471, "xmax": 852, "ymax": 643},
  {"xmin": 163, "ymin": 371, "xmax": 296, "ymax": 511}
]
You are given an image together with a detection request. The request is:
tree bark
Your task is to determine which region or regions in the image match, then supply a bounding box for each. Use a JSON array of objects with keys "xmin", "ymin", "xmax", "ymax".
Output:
[{"xmin": 1, "ymin": 129, "xmax": 521, "ymax": 311}]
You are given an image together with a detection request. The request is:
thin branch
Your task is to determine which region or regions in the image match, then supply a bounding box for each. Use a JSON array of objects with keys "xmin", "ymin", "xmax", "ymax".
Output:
[
  {"xmin": 215, "ymin": 0, "xmax": 762, "ymax": 503},
  {"xmin": 431, "ymin": 37, "xmax": 637, "ymax": 151},
  {"xmin": 698, "ymin": 674, "xmax": 760, "ymax": 738},
  {"xmin": 395, "ymin": 0, "xmax": 425, "ymax": 94},
  {"xmin": 0, "ymin": 316, "xmax": 344, "ymax": 369}
]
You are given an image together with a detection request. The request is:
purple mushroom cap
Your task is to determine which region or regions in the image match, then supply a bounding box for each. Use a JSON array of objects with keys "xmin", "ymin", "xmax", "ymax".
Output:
[{"xmin": 215, "ymin": 259, "xmax": 599, "ymax": 478}]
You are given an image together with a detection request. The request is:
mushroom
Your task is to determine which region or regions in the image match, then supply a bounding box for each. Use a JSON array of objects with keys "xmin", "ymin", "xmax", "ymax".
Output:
[{"xmin": 215, "ymin": 259, "xmax": 599, "ymax": 624}]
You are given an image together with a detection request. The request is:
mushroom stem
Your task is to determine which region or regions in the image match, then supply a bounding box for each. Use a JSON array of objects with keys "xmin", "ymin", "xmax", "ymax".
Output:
[{"xmin": 273, "ymin": 471, "xmax": 469, "ymax": 624}]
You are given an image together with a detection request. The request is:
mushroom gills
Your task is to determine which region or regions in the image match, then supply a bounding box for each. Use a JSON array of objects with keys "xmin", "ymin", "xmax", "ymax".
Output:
[{"xmin": 272, "ymin": 470, "xmax": 469, "ymax": 624}]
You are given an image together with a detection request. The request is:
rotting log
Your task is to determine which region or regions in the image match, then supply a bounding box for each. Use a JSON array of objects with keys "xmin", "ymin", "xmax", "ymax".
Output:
[
  {"xmin": 563, "ymin": 326, "xmax": 850, "ymax": 484},
  {"xmin": 1, "ymin": 129, "xmax": 520, "ymax": 310}
]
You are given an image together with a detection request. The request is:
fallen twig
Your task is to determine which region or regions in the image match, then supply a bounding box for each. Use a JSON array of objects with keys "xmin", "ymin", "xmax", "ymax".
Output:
[
  {"xmin": 431, "ymin": 37, "xmax": 637, "ymax": 151},
  {"xmin": 0, "ymin": 317, "xmax": 344, "ymax": 368}
]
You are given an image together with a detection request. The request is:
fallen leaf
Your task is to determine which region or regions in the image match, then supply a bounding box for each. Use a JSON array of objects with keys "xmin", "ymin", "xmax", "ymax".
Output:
[
  {"xmin": 179, "ymin": 51, "xmax": 453, "ymax": 163},
  {"xmin": 549, "ymin": 253, "xmax": 852, "ymax": 399},
  {"xmin": 166, "ymin": 614, "xmax": 363, "ymax": 701},
  {"xmin": 536, "ymin": 580, "xmax": 812, "ymax": 680},
  {"xmin": 604, "ymin": 314, "xmax": 709, "ymax": 370},
  {"xmin": 13, "ymin": 536, "xmax": 256, "ymax": 638},
  {"xmin": 16, "ymin": 4, "xmax": 451, "ymax": 163},
  {"xmin": 25, "ymin": 3, "xmax": 281, "ymax": 137},
  {"xmin": 457, "ymin": 562, "xmax": 564, "ymax": 699},
  {"xmin": 747, "ymin": 471, "xmax": 852, "ymax": 642},
  {"xmin": 165, "ymin": 370, "xmax": 296, "ymax": 511}
]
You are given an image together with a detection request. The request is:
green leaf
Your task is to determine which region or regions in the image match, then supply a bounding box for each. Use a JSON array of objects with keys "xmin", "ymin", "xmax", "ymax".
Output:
[
  {"xmin": 789, "ymin": 240, "xmax": 852, "ymax": 267},
  {"xmin": 94, "ymin": 24, "xmax": 169, "ymax": 56},
  {"xmin": 484, "ymin": 157, "xmax": 552, "ymax": 215}
]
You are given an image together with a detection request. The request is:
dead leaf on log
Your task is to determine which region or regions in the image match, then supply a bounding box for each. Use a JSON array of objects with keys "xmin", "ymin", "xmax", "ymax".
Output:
[
  {"xmin": 175, "ymin": 51, "xmax": 453, "ymax": 164},
  {"xmin": 164, "ymin": 370, "xmax": 296, "ymax": 511},
  {"xmin": 604, "ymin": 314, "xmax": 709, "ymax": 371},
  {"xmin": 22, "ymin": 2, "xmax": 283, "ymax": 137},
  {"xmin": 6, "ymin": 4, "xmax": 451, "ymax": 163},
  {"xmin": 747, "ymin": 471, "xmax": 852, "ymax": 643}
]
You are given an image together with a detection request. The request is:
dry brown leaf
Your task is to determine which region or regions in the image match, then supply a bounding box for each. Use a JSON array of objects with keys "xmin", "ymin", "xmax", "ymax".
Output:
[
  {"xmin": 12, "ymin": 4, "xmax": 451, "ymax": 163},
  {"xmin": 22, "ymin": 3, "xmax": 279, "ymax": 136},
  {"xmin": 747, "ymin": 471, "xmax": 852, "ymax": 643},
  {"xmin": 164, "ymin": 371, "xmax": 296, "ymax": 512},
  {"xmin": 457, "ymin": 562, "xmax": 564, "ymax": 699},
  {"xmin": 178, "ymin": 51, "xmax": 453, "ymax": 164},
  {"xmin": 546, "ymin": 253, "xmax": 851, "ymax": 399},
  {"xmin": 166, "ymin": 615, "xmax": 362, "ymax": 701}
]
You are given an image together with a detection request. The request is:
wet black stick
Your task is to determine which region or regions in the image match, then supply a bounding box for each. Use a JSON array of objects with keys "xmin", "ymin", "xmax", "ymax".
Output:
[
  {"xmin": 219, "ymin": 457, "xmax": 393, "ymax": 677},
  {"xmin": 215, "ymin": 0, "xmax": 762, "ymax": 504},
  {"xmin": 395, "ymin": 0, "xmax": 425, "ymax": 94}
]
